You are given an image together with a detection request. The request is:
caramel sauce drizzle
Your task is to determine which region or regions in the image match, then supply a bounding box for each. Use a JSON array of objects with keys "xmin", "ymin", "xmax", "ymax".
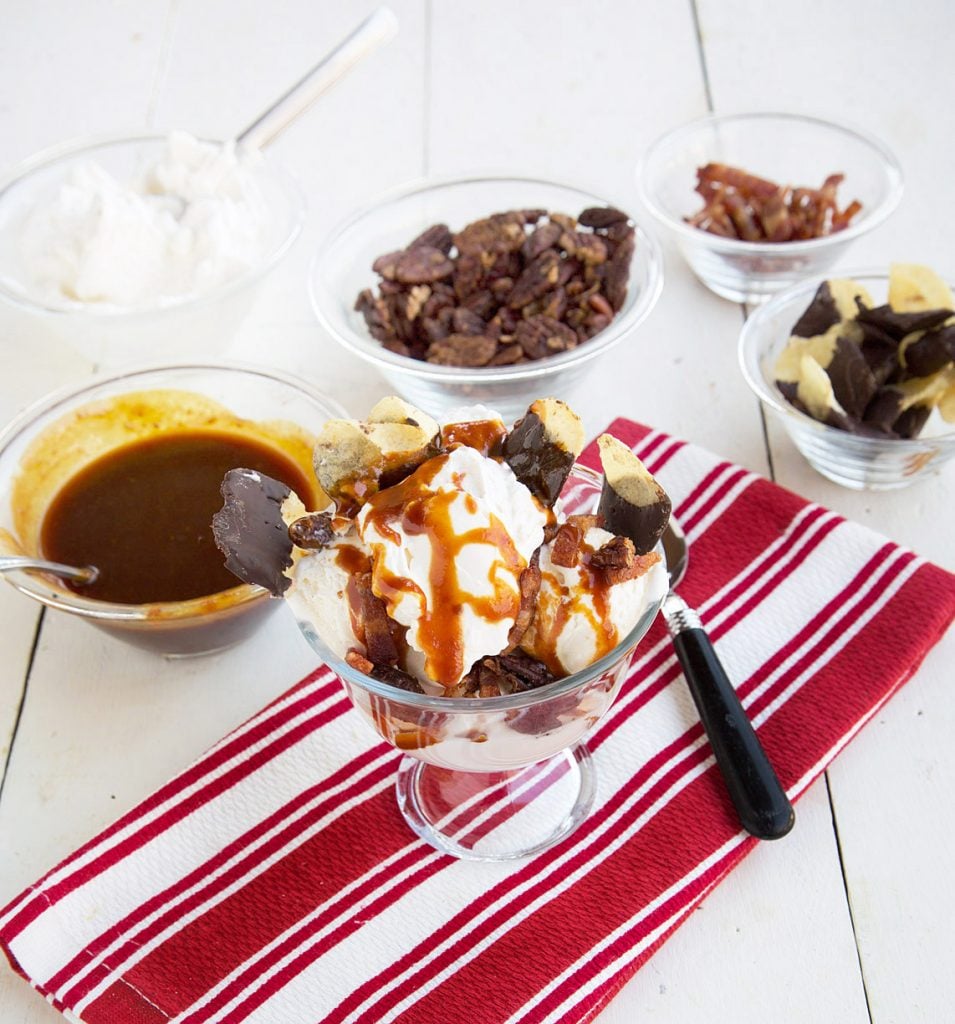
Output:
[
  {"xmin": 361, "ymin": 453, "xmax": 525, "ymax": 687},
  {"xmin": 441, "ymin": 419, "xmax": 507, "ymax": 457},
  {"xmin": 532, "ymin": 537, "xmax": 618, "ymax": 676}
]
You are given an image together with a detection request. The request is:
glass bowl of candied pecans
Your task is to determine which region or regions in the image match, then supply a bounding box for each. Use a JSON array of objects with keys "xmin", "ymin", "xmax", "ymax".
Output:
[
  {"xmin": 309, "ymin": 175, "xmax": 663, "ymax": 421},
  {"xmin": 636, "ymin": 112, "xmax": 903, "ymax": 305}
]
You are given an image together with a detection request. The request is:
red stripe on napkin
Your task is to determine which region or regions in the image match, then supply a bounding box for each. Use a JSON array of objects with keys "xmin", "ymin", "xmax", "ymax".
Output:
[{"xmin": 2, "ymin": 420, "xmax": 953, "ymax": 1024}]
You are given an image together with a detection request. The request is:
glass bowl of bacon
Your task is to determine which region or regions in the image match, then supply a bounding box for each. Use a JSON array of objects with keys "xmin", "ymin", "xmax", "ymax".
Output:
[{"xmin": 636, "ymin": 112, "xmax": 903, "ymax": 304}]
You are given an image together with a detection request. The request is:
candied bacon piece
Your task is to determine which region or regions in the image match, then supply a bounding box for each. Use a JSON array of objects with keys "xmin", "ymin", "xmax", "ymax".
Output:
[
  {"xmin": 687, "ymin": 163, "xmax": 862, "ymax": 242},
  {"xmin": 505, "ymin": 553, "xmax": 542, "ymax": 652}
]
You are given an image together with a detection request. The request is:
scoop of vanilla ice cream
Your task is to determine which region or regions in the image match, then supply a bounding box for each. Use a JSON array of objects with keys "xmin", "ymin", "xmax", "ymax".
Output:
[
  {"xmin": 522, "ymin": 526, "xmax": 667, "ymax": 676},
  {"xmin": 286, "ymin": 534, "xmax": 370, "ymax": 661},
  {"xmin": 18, "ymin": 131, "xmax": 271, "ymax": 308},
  {"xmin": 357, "ymin": 445, "xmax": 546, "ymax": 687}
]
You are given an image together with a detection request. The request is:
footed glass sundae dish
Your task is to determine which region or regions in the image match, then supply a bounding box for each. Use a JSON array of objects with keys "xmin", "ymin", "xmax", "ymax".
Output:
[{"xmin": 213, "ymin": 396, "xmax": 670, "ymax": 860}]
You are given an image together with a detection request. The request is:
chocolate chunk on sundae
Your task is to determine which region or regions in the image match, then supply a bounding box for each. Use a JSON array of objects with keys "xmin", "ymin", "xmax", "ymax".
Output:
[
  {"xmin": 212, "ymin": 469, "xmax": 307, "ymax": 596},
  {"xmin": 502, "ymin": 397, "xmax": 585, "ymax": 506},
  {"xmin": 596, "ymin": 434, "xmax": 671, "ymax": 555}
]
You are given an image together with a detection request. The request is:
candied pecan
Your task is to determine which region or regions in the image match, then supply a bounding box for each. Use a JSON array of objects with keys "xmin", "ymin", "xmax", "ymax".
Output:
[
  {"xmin": 371, "ymin": 250, "xmax": 404, "ymax": 280},
  {"xmin": 421, "ymin": 316, "xmax": 449, "ymax": 343},
  {"xmin": 605, "ymin": 232, "xmax": 634, "ymax": 311},
  {"xmin": 288, "ymin": 512, "xmax": 335, "ymax": 550},
  {"xmin": 453, "ymin": 252, "xmax": 484, "ymax": 300},
  {"xmin": 463, "ymin": 288, "xmax": 497, "ymax": 318},
  {"xmin": 550, "ymin": 521, "xmax": 583, "ymax": 568},
  {"xmin": 405, "ymin": 284, "xmax": 431, "ymax": 321},
  {"xmin": 589, "ymin": 292, "xmax": 614, "ymax": 318},
  {"xmin": 593, "ymin": 545, "xmax": 661, "ymax": 585},
  {"xmin": 471, "ymin": 651, "xmax": 555, "ymax": 698},
  {"xmin": 578, "ymin": 206, "xmax": 629, "ymax": 228},
  {"xmin": 454, "ymin": 211, "xmax": 526, "ymax": 255},
  {"xmin": 488, "ymin": 342, "xmax": 525, "ymax": 366},
  {"xmin": 426, "ymin": 332, "xmax": 497, "ymax": 367},
  {"xmin": 370, "ymin": 663, "xmax": 425, "ymax": 694},
  {"xmin": 505, "ymin": 552, "xmax": 542, "ymax": 651},
  {"xmin": 581, "ymin": 312, "xmax": 612, "ymax": 339},
  {"xmin": 452, "ymin": 306, "xmax": 486, "ymax": 335},
  {"xmin": 522, "ymin": 221, "xmax": 562, "ymax": 261},
  {"xmin": 550, "ymin": 212, "xmax": 577, "ymax": 231},
  {"xmin": 345, "ymin": 649, "xmax": 375, "ymax": 674},
  {"xmin": 538, "ymin": 286, "xmax": 568, "ymax": 321},
  {"xmin": 394, "ymin": 246, "xmax": 454, "ymax": 284},
  {"xmin": 515, "ymin": 315, "xmax": 578, "ymax": 359},
  {"xmin": 408, "ymin": 222, "xmax": 453, "ymax": 254},
  {"xmin": 590, "ymin": 534, "xmax": 634, "ymax": 571},
  {"xmin": 605, "ymin": 220, "xmax": 636, "ymax": 245},
  {"xmin": 507, "ymin": 249, "xmax": 561, "ymax": 308}
]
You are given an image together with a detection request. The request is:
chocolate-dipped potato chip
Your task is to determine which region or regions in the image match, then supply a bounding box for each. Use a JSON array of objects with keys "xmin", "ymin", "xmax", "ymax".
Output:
[
  {"xmin": 212, "ymin": 469, "xmax": 308, "ymax": 596},
  {"xmin": 502, "ymin": 397, "xmax": 585, "ymax": 506},
  {"xmin": 596, "ymin": 434, "xmax": 671, "ymax": 555}
]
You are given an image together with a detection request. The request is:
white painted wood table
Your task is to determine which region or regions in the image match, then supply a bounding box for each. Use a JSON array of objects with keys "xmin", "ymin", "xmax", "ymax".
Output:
[{"xmin": 1, "ymin": 2, "xmax": 952, "ymax": 1021}]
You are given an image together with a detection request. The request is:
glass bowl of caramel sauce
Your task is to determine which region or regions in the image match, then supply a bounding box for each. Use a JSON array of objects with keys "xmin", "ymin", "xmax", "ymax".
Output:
[{"xmin": 0, "ymin": 363, "xmax": 343, "ymax": 655}]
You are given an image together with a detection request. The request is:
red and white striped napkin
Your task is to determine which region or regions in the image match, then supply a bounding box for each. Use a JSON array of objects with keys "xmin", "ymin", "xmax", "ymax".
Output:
[{"xmin": 3, "ymin": 419, "xmax": 954, "ymax": 1024}]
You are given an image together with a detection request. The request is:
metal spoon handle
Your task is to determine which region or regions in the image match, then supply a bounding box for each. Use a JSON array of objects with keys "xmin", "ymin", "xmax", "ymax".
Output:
[
  {"xmin": 236, "ymin": 6, "xmax": 399, "ymax": 151},
  {"xmin": 0, "ymin": 555, "xmax": 98, "ymax": 584},
  {"xmin": 665, "ymin": 596, "xmax": 794, "ymax": 840}
]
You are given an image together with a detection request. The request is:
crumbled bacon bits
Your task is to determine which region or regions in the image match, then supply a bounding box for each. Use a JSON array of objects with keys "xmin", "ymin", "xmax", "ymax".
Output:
[{"xmin": 686, "ymin": 163, "xmax": 862, "ymax": 242}]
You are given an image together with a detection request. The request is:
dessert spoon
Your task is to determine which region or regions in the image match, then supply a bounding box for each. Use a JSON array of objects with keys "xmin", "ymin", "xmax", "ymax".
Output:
[
  {"xmin": 661, "ymin": 519, "xmax": 795, "ymax": 840},
  {"xmin": 0, "ymin": 555, "xmax": 98, "ymax": 585}
]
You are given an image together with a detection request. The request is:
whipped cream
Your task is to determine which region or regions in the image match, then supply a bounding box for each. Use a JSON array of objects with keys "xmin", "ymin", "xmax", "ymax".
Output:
[
  {"xmin": 357, "ymin": 445, "xmax": 547, "ymax": 686},
  {"xmin": 523, "ymin": 526, "xmax": 668, "ymax": 675},
  {"xmin": 17, "ymin": 131, "xmax": 273, "ymax": 309}
]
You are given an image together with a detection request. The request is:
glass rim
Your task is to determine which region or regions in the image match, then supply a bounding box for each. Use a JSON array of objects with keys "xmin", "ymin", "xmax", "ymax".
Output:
[
  {"xmin": 308, "ymin": 172, "xmax": 664, "ymax": 383},
  {"xmin": 299, "ymin": 462, "xmax": 668, "ymax": 712},
  {"xmin": 0, "ymin": 131, "xmax": 307, "ymax": 318},
  {"xmin": 737, "ymin": 267, "xmax": 955, "ymax": 449},
  {"xmin": 635, "ymin": 110, "xmax": 904, "ymax": 254},
  {"xmin": 0, "ymin": 359, "xmax": 348, "ymax": 621}
]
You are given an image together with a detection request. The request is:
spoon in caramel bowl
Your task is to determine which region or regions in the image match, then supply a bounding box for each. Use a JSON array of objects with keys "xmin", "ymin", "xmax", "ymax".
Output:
[{"xmin": 0, "ymin": 555, "xmax": 98, "ymax": 586}]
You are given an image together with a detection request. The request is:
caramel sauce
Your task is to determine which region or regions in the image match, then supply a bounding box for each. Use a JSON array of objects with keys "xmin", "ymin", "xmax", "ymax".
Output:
[
  {"xmin": 41, "ymin": 430, "xmax": 316, "ymax": 605},
  {"xmin": 441, "ymin": 419, "xmax": 507, "ymax": 457},
  {"xmin": 530, "ymin": 538, "xmax": 619, "ymax": 676},
  {"xmin": 361, "ymin": 453, "xmax": 524, "ymax": 686}
]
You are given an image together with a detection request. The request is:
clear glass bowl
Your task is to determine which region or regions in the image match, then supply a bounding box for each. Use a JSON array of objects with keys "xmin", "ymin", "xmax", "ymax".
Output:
[
  {"xmin": 739, "ymin": 271, "xmax": 955, "ymax": 489},
  {"xmin": 636, "ymin": 112, "xmax": 903, "ymax": 304},
  {"xmin": 0, "ymin": 362, "xmax": 345, "ymax": 655},
  {"xmin": 296, "ymin": 464, "xmax": 668, "ymax": 860},
  {"xmin": 0, "ymin": 134, "xmax": 305, "ymax": 366},
  {"xmin": 309, "ymin": 175, "xmax": 663, "ymax": 422}
]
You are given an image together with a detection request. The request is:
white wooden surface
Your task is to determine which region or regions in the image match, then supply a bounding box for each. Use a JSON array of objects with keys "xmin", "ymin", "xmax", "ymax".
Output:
[{"xmin": 1, "ymin": 2, "xmax": 953, "ymax": 1021}]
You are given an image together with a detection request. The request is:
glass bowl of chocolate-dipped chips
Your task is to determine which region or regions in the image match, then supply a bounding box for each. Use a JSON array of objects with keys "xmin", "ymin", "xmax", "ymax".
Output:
[
  {"xmin": 739, "ymin": 265, "xmax": 955, "ymax": 489},
  {"xmin": 308, "ymin": 176, "xmax": 663, "ymax": 422},
  {"xmin": 212, "ymin": 396, "xmax": 671, "ymax": 860}
]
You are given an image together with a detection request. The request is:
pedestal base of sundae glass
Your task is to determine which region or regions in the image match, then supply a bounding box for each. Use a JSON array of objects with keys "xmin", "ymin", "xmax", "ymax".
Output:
[{"xmin": 395, "ymin": 743, "xmax": 596, "ymax": 861}]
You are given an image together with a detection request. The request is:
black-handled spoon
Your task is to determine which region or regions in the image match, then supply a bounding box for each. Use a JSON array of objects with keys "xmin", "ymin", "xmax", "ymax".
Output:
[{"xmin": 661, "ymin": 521, "xmax": 794, "ymax": 840}]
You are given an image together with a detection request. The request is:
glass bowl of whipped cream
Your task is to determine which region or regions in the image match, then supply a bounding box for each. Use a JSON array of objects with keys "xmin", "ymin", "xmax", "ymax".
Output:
[{"xmin": 0, "ymin": 132, "xmax": 304, "ymax": 367}]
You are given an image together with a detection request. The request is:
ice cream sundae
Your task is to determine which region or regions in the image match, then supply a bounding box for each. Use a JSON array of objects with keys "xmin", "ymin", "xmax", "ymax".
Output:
[{"xmin": 213, "ymin": 396, "xmax": 670, "ymax": 770}]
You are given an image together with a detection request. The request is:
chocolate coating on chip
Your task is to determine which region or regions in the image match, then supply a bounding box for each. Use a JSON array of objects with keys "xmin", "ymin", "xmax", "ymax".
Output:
[
  {"xmin": 503, "ymin": 411, "xmax": 574, "ymax": 506},
  {"xmin": 212, "ymin": 469, "xmax": 295, "ymax": 596},
  {"xmin": 791, "ymin": 282, "xmax": 841, "ymax": 338},
  {"xmin": 596, "ymin": 434, "xmax": 671, "ymax": 556}
]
